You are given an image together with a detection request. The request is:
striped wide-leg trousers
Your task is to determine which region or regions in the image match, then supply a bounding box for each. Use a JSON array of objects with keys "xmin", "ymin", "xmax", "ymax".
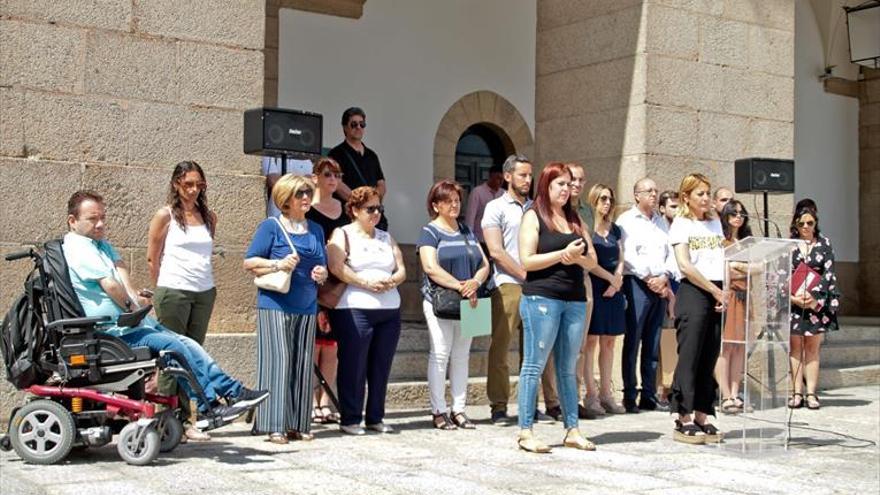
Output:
[{"xmin": 254, "ymin": 309, "xmax": 317, "ymax": 434}]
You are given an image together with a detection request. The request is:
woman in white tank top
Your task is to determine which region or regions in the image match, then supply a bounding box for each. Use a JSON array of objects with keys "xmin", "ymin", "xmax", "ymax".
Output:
[{"xmin": 146, "ymin": 161, "xmax": 218, "ymax": 442}]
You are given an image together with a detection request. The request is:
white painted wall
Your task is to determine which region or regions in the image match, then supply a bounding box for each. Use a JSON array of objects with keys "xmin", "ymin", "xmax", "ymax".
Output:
[
  {"xmin": 279, "ymin": 0, "xmax": 537, "ymax": 243},
  {"xmin": 795, "ymin": 0, "xmax": 860, "ymax": 261}
]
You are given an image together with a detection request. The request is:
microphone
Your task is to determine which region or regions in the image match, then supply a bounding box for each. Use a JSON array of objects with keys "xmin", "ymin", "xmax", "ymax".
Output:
[{"xmin": 742, "ymin": 214, "xmax": 783, "ymax": 238}]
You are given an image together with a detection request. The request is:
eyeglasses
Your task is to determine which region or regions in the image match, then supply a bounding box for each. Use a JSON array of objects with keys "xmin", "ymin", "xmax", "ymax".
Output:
[
  {"xmin": 364, "ymin": 205, "xmax": 384, "ymax": 215},
  {"xmin": 179, "ymin": 180, "xmax": 207, "ymax": 191},
  {"xmin": 321, "ymin": 171, "xmax": 342, "ymax": 179},
  {"xmin": 730, "ymin": 211, "xmax": 745, "ymax": 218},
  {"xmin": 636, "ymin": 188, "xmax": 657, "ymax": 195},
  {"xmin": 348, "ymin": 121, "xmax": 366, "ymax": 129},
  {"xmin": 797, "ymin": 220, "xmax": 815, "ymax": 227},
  {"xmin": 293, "ymin": 188, "xmax": 314, "ymax": 199},
  {"xmin": 598, "ymin": 195, "xmax": 612, "ymax": 203}
]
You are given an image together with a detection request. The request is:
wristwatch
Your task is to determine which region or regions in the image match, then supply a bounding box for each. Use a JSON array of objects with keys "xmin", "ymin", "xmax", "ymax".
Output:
[{"xmin": 272, "ymin": 260, "xmax": 280, "ymax": 272}]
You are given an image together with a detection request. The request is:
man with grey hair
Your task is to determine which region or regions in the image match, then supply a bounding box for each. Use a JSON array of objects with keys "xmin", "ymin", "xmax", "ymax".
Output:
[
  {"xmin": 482, "ymin": 154, "xmax": 558, "ymax": 425},
  {"xmin": 616, "ymin": 177, "xmax": 676, "ymax": 413}
]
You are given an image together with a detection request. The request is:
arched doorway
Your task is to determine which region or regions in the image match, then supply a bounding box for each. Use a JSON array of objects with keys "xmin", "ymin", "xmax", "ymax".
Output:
[{"xmin": 455, "ymin": 124, "xmax": 508, "ymax": 216}]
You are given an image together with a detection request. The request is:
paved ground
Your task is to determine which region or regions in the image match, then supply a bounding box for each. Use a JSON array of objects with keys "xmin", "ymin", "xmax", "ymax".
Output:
[{"xmin": 1, "ymin": 385, "xmax": 878, "ymax": 495}]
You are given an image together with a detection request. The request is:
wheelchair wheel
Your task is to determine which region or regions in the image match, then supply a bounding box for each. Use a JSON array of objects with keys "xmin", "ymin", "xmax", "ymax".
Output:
[
  {"xmin": 9, "ymin": 400, "xmax": 76, "ymax": 465},
  {"xmin": 116, "ymin": 422, "xmax": 160, "ymax": 466},
  {"xmin": 157, "ymin": 411, "xmax": 183, "ymax": 453}
]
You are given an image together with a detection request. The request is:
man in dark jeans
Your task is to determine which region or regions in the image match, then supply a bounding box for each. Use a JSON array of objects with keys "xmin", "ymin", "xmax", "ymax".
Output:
[{"xmin": 328, "ymin": 107, "xmax": 389, "ymax": 231}]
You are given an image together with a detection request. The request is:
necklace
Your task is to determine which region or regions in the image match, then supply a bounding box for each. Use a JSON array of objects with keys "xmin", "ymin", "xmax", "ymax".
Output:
[{"xmin": 283, "ymin": 216, "xmax": 308, "ymax": 234}]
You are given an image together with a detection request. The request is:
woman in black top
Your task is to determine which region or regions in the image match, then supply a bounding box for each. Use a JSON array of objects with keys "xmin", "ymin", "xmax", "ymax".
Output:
[
  {"xmin": 516, "ymin": 162, "xmax": 598, "ymax": 453},
  {"xmin": 306, "ymin": 157, "xmax": 349, "ymax": 424}
]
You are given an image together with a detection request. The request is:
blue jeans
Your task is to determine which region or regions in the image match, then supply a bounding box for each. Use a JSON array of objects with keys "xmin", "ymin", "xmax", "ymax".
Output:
[
  {"xmin": 518, "ymin": 295, "xmax": 586, "ymax": 429},
  {"xmin": 117, "ymin": 325, "xmax": 243, "ymax": 412},
  {"xmin": 622, "ymin": 276, "xmax": 668, "ymax": 404}
]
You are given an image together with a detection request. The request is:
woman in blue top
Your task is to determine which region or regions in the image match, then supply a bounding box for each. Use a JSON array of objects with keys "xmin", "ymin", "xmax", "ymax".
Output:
[
  {"xmin": 244, "ymin": 174, "xmax": 328, "ymax": 444},
  {"xmin": 417, "ymin": 180, "xmax": 490, "ymax": 431},
  {"xmin": 583, "ymin": 184, "xmax": 627, "ymax": 417}
]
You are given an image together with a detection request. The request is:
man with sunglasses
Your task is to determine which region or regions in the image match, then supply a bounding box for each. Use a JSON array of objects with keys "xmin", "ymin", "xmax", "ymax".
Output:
[
  {"xmin": 329, "ymin": 107, "xmax": 389, "ymax": 230},
  {"xmin": 616, "ymin": 178, "xmax": 676, "ymax": 413}
]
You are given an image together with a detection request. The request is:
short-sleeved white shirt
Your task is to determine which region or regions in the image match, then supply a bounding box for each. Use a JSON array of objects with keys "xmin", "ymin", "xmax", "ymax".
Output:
[
  {"xmin": 480, "ymin": 192, "xmax": 532, "ymax": 287},
  {"xmin": 668, "ymin": 216, "xmax": 725, "ymax": 282}
]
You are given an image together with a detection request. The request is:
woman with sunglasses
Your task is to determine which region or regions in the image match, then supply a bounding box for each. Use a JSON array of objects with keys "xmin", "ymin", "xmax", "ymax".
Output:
[
  {"xmin": 517, "ymin": 163, "xmax": 598, "ymax": 453},
  {"xmin": 582, "ymin": 184, "xmax": 627, "ymax": 417},
  {"xmin": 244, "ymin": 174, "xmax": 329, "ymax": 444},
  {"xmin": 306, "ymin": 158, "xmax": 350, "ymax": 425},
  {"xmin": 715, "ymin": 200, "xmax": 752, "ymax": 415},
  {"xmin": 327, "ymin": 186, "xmax": 406, "ymax": 435},
  {"xmin": 146, "ymin": 160, "xmax": 218, "ymax": 442},
  {"xmin": 788, "ymin": 204, "xmax": 840, "ymax": 410},
  {"xmin": 417, "ymin": 180, "xmax": 490, "ymax": 431}
]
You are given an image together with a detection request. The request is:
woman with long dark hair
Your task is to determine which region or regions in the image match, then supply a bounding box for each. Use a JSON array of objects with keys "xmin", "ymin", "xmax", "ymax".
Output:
[
  {"xmin": 788, "ymin": 204, "xmax": 840, "ymax": 410},
  {"xmin": 516, "ymin": 162, "xmax": 598, "ymax": 453},
  {"xmin": 715, "ymin": 200, "xmax": 752, "ymax": 414},
  {"xmin": 147, "ymin": 160, "xmax": 218, "ymax": 442}
]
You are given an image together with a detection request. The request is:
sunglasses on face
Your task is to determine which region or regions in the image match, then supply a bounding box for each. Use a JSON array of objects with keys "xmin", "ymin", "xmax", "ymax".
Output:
[
  {"xmin": 293, "ymin": 188, "xmax": 314, "ymax": 199},
  {"xmin": 729, "ymin": 211, "xmax": 745, "ymax": 218},
  {"xmin": 598, "ymin": 195, "xmax": 612, "ymax": 203},
  {"xmin": 364, "ymin": 205, "xmax": 384, "ymax": 215},
  {"xmin": 179, "ymin": 180, "xmax": 207, "ymax": 190},
  {"xmin": 348, "ymin": 121, "xmax": 366, "ymax": 129},
  {"xmin": 798, "ymin": 220, "xmax": 815, "ymax": 228},
  {"xmin": 321, "ymin": 171, "xmax": 342, "ymax": 179}
]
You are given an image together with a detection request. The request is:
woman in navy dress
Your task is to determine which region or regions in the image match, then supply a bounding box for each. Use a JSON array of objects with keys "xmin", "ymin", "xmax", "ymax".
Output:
[{"xmin": 583, "ymin": 184, "xmax": 627, "ymax": 416}]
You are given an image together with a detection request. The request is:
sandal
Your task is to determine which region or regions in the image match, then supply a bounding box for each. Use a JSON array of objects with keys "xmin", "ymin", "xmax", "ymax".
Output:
[
  {"xmin": 321, "ymin": 406, "xmax": 340, "ymax": 424},
  {"xmin": 695, "ymin": 421, "xmax": 724, "ymax": 443},
  {"xmin": 451, "ymin": 412, "xmax": 476, "ymax": 430},
  {"xmin": 720, "ymin": 398, "xmax": 739, "ymax": 415},
  {"xmin": 432, "ymin": 413, "xmax": 458, "ymax": 431},
  {"xmin": 517, "ymin": 429, "xmax": 551, "ymax": 453},
  {"xmin": 673, "ymin": 420, "xmax": 706, "ymax": 445},
  {"xmin": 805, "ymin": 393, "xmax": 821, "ymax": 410},
  {"xmin": 788, "ymin": 393, "xmax": 804, "ymax": 409},
  {"xmin": 312, "ymin": 406, "xmax": 326, "ymax": 424},
  {"xmin": 287, "ymin": 430, "xmax": 315, "ymax": 441},
  {"xmin": 268, "ymin": 432, "xmax": 289, "ymax": 445},
  {"xmin": 563, "ymin": 429, "xmax": 596, "ymax": 451}
]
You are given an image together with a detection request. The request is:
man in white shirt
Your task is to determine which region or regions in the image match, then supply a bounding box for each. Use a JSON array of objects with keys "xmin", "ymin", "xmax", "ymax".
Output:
[
  {"xmin": 465, "ymin": 164, "xmax": 503, "ymax": 244},
  {"xmin": 617, "ymin": 178, "xmax": 676, "ymax": 413},
  {"xmin": 482, "ymin": 155, "xmax": 558, "ymax": 425}
]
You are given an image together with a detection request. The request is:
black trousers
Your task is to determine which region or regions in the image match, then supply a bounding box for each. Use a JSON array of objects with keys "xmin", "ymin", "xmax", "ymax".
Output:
[{"xmin": 669, "ymin": 279, "xmax": 722, "ymax": 416}]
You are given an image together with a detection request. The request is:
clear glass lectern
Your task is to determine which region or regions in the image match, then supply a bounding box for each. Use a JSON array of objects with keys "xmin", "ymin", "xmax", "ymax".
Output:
[{"xmin": 720, "ymin": 236, "xmax": 798, "ymax": 454}]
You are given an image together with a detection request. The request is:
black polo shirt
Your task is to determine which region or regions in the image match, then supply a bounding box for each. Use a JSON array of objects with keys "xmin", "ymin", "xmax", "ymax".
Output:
[{"xmin": 328, "ymin": 141, "xmax": 385, "ymax": 192}]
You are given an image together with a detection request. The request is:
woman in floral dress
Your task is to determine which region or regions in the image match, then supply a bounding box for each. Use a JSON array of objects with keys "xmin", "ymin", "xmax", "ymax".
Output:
[{"xmin": 788, "ymin": 203, "xmax": 840, "ymax": 410}]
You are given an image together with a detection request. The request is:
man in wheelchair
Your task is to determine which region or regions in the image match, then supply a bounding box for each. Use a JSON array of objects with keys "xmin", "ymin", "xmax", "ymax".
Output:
[{"xmin": 63, "ymin": 190, "xmax": 268, "ymax": 429}]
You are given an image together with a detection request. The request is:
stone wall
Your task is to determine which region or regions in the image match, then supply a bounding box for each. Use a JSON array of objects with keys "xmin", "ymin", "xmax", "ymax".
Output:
[
  {"xmin": 859, "ymin": 68, "xmax": 880, "ymax": 315},
  {"xmin": 0, "ymin": 1, "xmax": 266, "ymax": 334},
  {"xmin": 536, "ymin": 0, "xmax": 794, "ymax": 222}
]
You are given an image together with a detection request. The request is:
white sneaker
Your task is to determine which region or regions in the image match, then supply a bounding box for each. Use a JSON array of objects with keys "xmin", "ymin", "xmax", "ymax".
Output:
[
  {"xmin": 340, "ymin": 424, "xmax": 366, "ymax": 436},
  {"xmin": 366, "ymin": 422, "xmax": 395, "ymax": 434}
]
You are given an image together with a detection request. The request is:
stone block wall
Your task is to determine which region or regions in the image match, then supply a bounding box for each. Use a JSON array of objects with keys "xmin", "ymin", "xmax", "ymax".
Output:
[
  {"xmin": 859, "ymin": 68, "xmax": 880, "ymax": 315},
  {"xmin": 536, "ymin": 0, "xmax": 794, "ymax": 223},
  {"xmin": 0, "ymin": 1, "xmax": 266, "ymax": 333}
]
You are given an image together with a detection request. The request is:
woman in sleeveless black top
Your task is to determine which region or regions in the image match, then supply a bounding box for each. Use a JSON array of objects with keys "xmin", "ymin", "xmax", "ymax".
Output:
[
  {"xmin": 516, "ymin": 162, "xmax": 598, "ymax": 453},
  {"xmin": 305, "ymin": 158, "xmax": 349, "ymax": 424}
]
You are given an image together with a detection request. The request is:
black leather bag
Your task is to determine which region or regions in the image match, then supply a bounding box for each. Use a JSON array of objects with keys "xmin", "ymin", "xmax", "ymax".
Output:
[{"xmin": 430, "ymin": 286, "xmax": 463, "ymax": 320}]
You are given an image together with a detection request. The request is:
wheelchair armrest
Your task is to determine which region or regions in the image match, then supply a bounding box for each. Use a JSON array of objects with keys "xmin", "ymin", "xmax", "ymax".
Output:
[{"xmin": 46, "ymin": 316, "xmax": 112, "ymax": 333}]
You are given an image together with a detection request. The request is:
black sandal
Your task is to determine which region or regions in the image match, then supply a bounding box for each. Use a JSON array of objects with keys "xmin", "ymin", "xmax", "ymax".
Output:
[
  {"xmin": 673, "ymin": 420, "xmax": 706, "ymax": 445},
  {"xmin": 788, "ymin": 393, "xmax": 804, "ymax": 409},
  {"xmin": 805, "ymin": 393, "xmax": 821, "ymax": 410},
  {"xmin": 695, "ymin": 421, "xmax": 724, "ymax": 443},
  {"xmin": 432, "ymin": 413, "xmax": 457, "ymax": 430},
  {"xmin": 451, "ymin": 412, "xmax": 476, "ymax": 429}
]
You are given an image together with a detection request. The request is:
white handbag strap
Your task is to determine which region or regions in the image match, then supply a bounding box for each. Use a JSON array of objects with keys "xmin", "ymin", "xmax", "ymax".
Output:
[{"xmin": 272, "ymin": 216, "xmax": 298, "ymax": 255}]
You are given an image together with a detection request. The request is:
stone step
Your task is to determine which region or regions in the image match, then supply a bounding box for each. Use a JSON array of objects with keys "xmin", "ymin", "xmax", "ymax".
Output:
[
  {"xmin": 820, "ymin": 364, "xmax": 880, "ymax": 390},
  {"xmin": 826, "ymin": 324, "xmax": 880, "ymax": 344},
  {"xmin": 821, "ymin": 341, "xmax": 880, "ymax": 368},
  {"xmin": 388, "ymin": 349, "xmax": 519, "ymax": 382}
]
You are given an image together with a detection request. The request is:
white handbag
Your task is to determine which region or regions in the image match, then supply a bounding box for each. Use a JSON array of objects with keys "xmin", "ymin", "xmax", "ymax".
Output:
[{"xmin": 254, "ymin": 217, "xmax": 298, "ymax": 293}]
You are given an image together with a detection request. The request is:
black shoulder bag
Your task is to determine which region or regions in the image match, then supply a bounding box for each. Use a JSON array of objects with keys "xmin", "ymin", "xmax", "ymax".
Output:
[{"xmin": 429, "ymin": 224, "xmax": 479, "ymax": 320}]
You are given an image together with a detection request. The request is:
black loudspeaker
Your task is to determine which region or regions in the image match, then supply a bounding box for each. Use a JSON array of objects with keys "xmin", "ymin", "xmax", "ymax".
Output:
[
  {"xmin": 734, "ymin": 157, "xmax": 794, "ymax": 194},
  {"xmin": 243, "ymin": 107, "xmax": 323, "ymax": 156}
]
